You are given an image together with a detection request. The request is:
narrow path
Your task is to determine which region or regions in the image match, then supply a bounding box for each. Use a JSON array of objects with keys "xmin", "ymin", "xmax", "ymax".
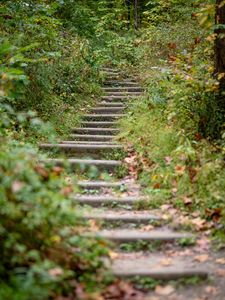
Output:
[{"xmin": 41, "ymin": 68, "xmax": 225, "ymax": 299}]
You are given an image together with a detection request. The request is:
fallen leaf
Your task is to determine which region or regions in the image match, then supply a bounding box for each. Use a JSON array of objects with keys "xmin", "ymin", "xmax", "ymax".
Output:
[
  {"xmin": 52, "ymin": 166, "xmax": 63, "ymax": 176},
  {"xmin": 155, "ymin": 285, "xmax": 175, "ymax": 296},
  {"xmin": 35, "ymin": 165, "xmax": 49, "ymax": 179},
  {"xmin": 174, "ymin": 165, "xmax": 186, "ymax": 175},
  {"xmin": 216, "ymin": 258, "xmax": 225, "ymax": 265},
  {"xmin": 160, "ymin": 258, "xmax": 173, "ymax": 266},
  {"xmin": 215, "ymin": 268, "xmax": 225, "ymax": 277},
  {"xmin": 165, "ymin": 156, "xmax": 172, "ymax": 165},
  {"xmin": 205, "ymin": 286, "xmax": 218, "ymax": 295},
  {"xmin": 153, "ymin": 183, "xmax": 161, "ymax": 189},
  {"xmin": 191, "ymin": 217, "xmax": 206, "ymax": 230},
  {"xmin": 141, "ymin": 224, "xmax": 154, "ymax": 231},
  {"xmin": 183, "ymin": 196, "xmax": 192, "ymax": 205},
  {"xmin": 194, "ymin": 254, "xmax": 209, "ymax": 263}
]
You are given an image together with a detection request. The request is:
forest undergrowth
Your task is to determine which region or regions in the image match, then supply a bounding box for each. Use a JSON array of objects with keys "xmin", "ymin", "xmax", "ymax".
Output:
[{"xmin": 119, "ymin": 1, "xmax": 225, "ymax": 244}]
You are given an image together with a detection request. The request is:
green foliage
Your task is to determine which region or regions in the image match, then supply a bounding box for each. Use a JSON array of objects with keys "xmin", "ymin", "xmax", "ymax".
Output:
[
  {"xmin": 119, "ymin": 0, "xmax": 225, "ymax": 235},
  {"xmin": 0, "ymin": 140, "xmax": 109, "ymax": 299}
]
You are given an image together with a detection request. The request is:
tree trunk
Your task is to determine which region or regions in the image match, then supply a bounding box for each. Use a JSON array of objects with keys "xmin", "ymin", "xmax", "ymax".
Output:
[
  {"xmin": 134, "ymin": 0, "xmax": 138, "ymax": 30},
  {"xmin": 215, "ymin": 0, "xmax": 225, "ymax": 93},
  {"xmin": 125, "ymin": 0, "xmax": 131, "ymax": 29}
]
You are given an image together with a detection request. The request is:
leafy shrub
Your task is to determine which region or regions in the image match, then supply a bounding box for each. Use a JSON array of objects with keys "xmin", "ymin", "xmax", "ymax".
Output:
[{"xmin": 0, "ymin": 140, "xmax": 109, "ymax": 299}]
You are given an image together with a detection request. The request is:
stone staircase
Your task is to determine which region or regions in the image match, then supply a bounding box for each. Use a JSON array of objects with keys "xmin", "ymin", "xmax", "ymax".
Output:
[{"xmin": 40, "ymin": 68, "xmax": 209, "ymax": 286}]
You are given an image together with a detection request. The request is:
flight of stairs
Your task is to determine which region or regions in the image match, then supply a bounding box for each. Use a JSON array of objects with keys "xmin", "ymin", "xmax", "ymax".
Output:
[{"xmin": 40, "ymin": 67, "xmax": 209, "ymax": 285}]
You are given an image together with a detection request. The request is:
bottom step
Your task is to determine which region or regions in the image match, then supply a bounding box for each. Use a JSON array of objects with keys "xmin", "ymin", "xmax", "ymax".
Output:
[{"xmin": 112, "ymin": 253, "xmax": 208, "ymax": 279}]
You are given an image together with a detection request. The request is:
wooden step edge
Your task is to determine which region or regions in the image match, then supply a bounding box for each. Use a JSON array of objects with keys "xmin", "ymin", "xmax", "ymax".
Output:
[
  {"xmin": 113, "ymin": 268, "xmax": 208, "ymax": 280},
  {"xmin": 77, "ymin": 181, "xmax": 124, "ymax": 189},
  {"xmin": 74, "ymin": 196, "xmax": 145, "ymax": 207},
  {"xmin": 82, "ymin": 213, "xmax": 161, "ymax": 223},
  {"xmin": 40, "ymin": 143, "xmax": 123, "ymax": 150},
  {"xmin": 62, "ymin": 141, "xmax": 119, "ymax": 145},
  {"xmin": 69, "ymin": 134, "xmax": 115, "ymax": 140},
  {"xmin": 83, "ymin": 114, "xmax": 125, "ymax": 118},
  {"xmin": 41, "ymin": 158, "xmax": 122, "ymax": 168},
  {"xmin": 93, "ymin": 230, "xmax": 194, "ymax": 242},
  {"xmin": 72, "ymin": 127, "xmax": 119, "ymax": 132}
]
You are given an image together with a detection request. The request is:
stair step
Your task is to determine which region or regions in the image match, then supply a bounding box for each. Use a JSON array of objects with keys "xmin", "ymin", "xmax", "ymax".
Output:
[
  {"xmin": 74, "ymin": 195, "xmax": 143, "ymax": 207},
  {"xmin": 102, "ymin": 68, "xmax": 119, "ymax": 73},
  {"xmin": 40, "ymin": 143, "xmax": 123, "ymax": 153},
  {"xmin": 83, "ymin": 210, "xmax": 160, "ymax": 223},
  {"xmin": 103, "ymin": 87, "xmax": 143, "ymax": 93},
  {"xmin": 62, "ymin": 141, "xmax": 118, "ymax": 145},
  {"xmin": 104, "ymin": 72, "xmax": 121, "ymax": 76},
  {"xmin": 93, "ymin": 229, "xmax": 194, "ymax": 243},
  {"xmin": 101, "ymin": 96, "xmax": 137, "ymax": 101},
  {"xmin": 83, "ymin": 114, "xmax": 125, "ymax": 121},
  {"xmin": 98, "ymin": 102, "xmax": 125, "ymax": 107},
  {"xmin": 90, "ymin": 107, "xmax": 125, "ymax": 114},
  {"xmin": 104, "ymin": 81, "xmax": 139, "ymax": 87},
  {"xmin": 81, "ymin": 121, "xmax": 117, "ymax": 128},
  {"xmin": 104, "ymin": 92, "xmax": 142, "ymax": 97},
  {"xmin": 78, "ymin": 180, "xmax": 124, "ymax": 189},
  {"xmin": 71, "ymin": 128, "xmax": 119, "ymax": 135},
  {"xmin": 69, "ymin": 134, "xmax": 114, "ymax": 141},
  {"xmin": 42, "ymin": 158, "xmax": 122, "ymax": 171},
  {"xmin": 112, "ymin": 253, "xmax": 208, "ymax": 279}
]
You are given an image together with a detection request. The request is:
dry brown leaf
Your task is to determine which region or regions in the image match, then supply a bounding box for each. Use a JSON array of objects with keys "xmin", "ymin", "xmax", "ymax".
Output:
[
  {"xmin": 155, "ymin": 285, "xmax": 175, "ymax": 296},
  {"xmin": 194, "ymin": 254, "xmax": 209, "ymax": 263},
  {"xmin": 215, "ymin": 268, "xmax": 225, "ymax": 277},
  {"xmin": 205, "ymin": 286, "xmax": 218, "ymax": 295},
  {"xmin": 183, "ymin": 196, "xmax": 192, "ymax": 205},
  {"xmin": 141, "ymin": 224, "xmax": 154, "ymax": 231},
  {"xmin": 160, "ymin": 258, "xmax": 173, "ymax": 266},
  {"xmin": 191, "ymin": 217, "xmax": 206, "ymax": 230},
  {"xmin": 216, "ymin": 258, "xmax": 225, "ymax": 265},
  {"xmin": 174, "ymin": 165, "xmax": 186, "ymax": 175}
]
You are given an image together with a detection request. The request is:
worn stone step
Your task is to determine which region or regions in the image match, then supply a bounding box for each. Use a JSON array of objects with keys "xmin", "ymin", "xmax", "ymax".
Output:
[
  {"xmin": 104, "ymin": 81, "xmax": 139, "ymax": 87},
  {"xmin": 42, "ymin": 158, "xmax": 122, "ymax": 171},
  {"xmin": 102, "ymin": 68, "xmax": 119, "ymax": 73},
  {"xmin": 74, "ymin": 195, "xmax": 142, "ymax": 207},
  {"xmin": 112, "ymin": 253, "xmax": 208, "ymax": 279},
  {"xmin": 69, "ymin": 134, "xmax": 114, "ymax": 141},
  {"xmin": 78, "ymin": 180, "xmax": 124, "ymax": 189},
  {"xmin": 103, "ymin": 87, "xmax": 143, "ymax": 93},
  {"xmin": 83, "ymin": 209, "xmax": 160, "ymax": 223},
  {"xmin": 40, "ymin": 143, "xmax": 123, "ymax": 153},
  {"xmin": 90, "ymin": 107, "xmax": 125, "ymax": 114},
  {"xmin": 104, "ymin": 92, "xmax": 142, "ymax": 97},
  {"xmin": 83, "ymin": 114, "xmax": 125, "ymax": 121},
  {"xmin": 71, "ymin": 127, "xmax": 119, "ymax": 135},
  {"xmin": 104, "ymin": 71, "xmax": 120, "ymax": 76},
  {"xmin": 81, "ymin": 121, "xmax": 118, "ymax": 128},
  {"xmin": 93, "ymin": 229, "xmax": 194, "ymax": 243},
  {"xmin": 98, "ymin": 102, "xmax": 125, "ymax": 107},
  {"xmin": 62, "ymin": 141, "xmax": 118, "ymax": 145},
  {"xmin": 101, "ymin": 95, "xmax": 137, "ymax": 101}
]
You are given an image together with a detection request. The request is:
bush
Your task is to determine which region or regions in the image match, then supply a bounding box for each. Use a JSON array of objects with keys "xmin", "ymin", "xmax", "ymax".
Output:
[{"xmin": 0, "ymin": 140, "xmax": 109, "ymax": 299}]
